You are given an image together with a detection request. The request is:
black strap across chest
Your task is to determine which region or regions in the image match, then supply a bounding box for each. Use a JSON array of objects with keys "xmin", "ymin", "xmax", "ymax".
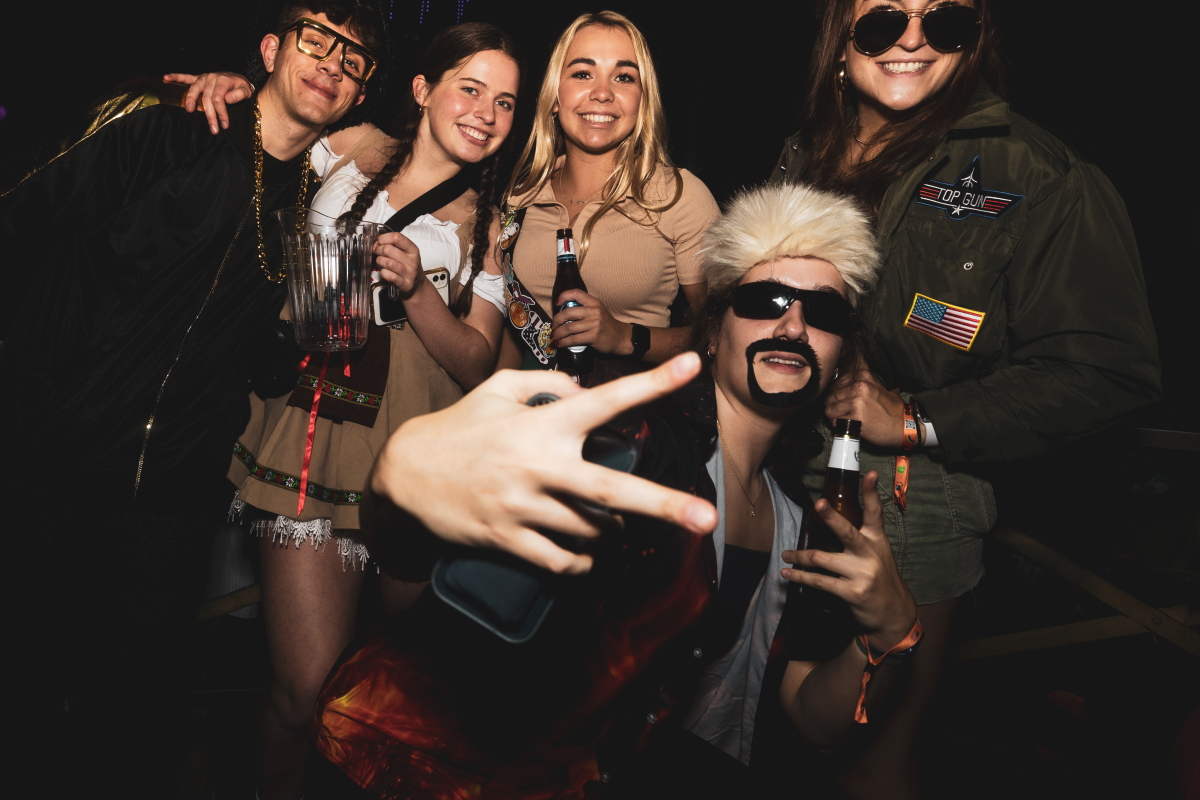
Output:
[{"xmin": 383, "ymin": 169, "xmax": 474, "ymax": 233}]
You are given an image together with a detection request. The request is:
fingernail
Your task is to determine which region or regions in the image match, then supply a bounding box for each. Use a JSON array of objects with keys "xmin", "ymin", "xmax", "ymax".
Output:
[
  {"xmin": 222, "ymin": 121, "xmax": 228, "ymax": 129},
  {"xmin": 211, "ymin": 125, "xmax": 218, "ymax": 134},
  {"xmin": 672, "ymin": 352, "xmax": 700, "ymax": 377},
  {"xmin": 686, "ymin": 501, "xmax": 715, "ymax": 531}
]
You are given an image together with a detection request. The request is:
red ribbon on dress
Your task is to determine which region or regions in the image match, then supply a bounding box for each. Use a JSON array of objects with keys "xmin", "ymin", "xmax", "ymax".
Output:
[
  {"xmin": 855, "ymin": 617, "xmax": 923, "ymax": 724},
  {"xmin": 297, "ymin": 352, "xmax": 330, "ymax": 518}
]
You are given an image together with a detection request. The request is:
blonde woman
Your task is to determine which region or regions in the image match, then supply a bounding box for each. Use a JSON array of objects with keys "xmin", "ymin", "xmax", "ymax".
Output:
[{"xmin": 496, "ymin": 11, "xmax": 719, "ymax": 375}]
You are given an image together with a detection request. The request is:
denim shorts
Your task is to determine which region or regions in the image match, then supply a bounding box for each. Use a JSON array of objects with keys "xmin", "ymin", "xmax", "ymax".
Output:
[{"xmin": 801, "ymin": 418, "xmax": 996, "ymax": 605}]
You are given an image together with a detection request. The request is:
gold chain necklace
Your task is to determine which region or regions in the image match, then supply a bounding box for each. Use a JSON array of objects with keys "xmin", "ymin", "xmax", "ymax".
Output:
[
  {"xmin": 716, "ymin": 419, "xmax": 763, "ymax": 517},
  {"xmin": 253, "ymin": 99, "xmax": 312, "ymax": 283}
]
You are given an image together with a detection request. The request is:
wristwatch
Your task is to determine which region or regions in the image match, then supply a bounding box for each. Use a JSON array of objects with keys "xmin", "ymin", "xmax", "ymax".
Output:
[
  {"xmin": 911, "ymin": 396, "xmax": 938, "ymax": 448},
  {"xmin": 622, "ymin": 323, "xmax": 651, "ymax": 361}
]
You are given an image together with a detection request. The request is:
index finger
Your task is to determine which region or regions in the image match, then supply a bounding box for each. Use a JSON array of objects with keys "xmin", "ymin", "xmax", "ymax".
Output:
[
  {"xmin": 211, "ymin": 88, "xmax": 230, "ymax": 130},
  {"xmin": 859, "ymin": 470, "xmax": 883, "ymax": 534},
  {"xmin": 822, "ymin": 471, "xmax": 882, "ymax": 553},
  {"xmin": 377, "ymin": 231, "xmax": 418, "ymax": 251},
  {"xmin": 545, "ymin": 352, "xmax": 701, "ymax": 433},
  {"xmin": 200, "ymin": 91, "xmax": 221, "ymax": 135},
  {"xmin": 184, "ymin": 77, "xmax": 206, "ymax": 114},
  {"xmin": 559, "ymin": 461, "xmax": 718, "ymax": 535}
]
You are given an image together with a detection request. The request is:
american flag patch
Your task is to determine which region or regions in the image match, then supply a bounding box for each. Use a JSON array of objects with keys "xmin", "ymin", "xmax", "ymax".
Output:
[{"xmin": 904, "ymin": 294, "xmax": 985, "ymax": 351}]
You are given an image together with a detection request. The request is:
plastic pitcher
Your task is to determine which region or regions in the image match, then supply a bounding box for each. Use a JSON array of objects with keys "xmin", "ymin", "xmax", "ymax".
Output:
[{"xmin": 274, "ymin": 207, "xmax": 387, "ymax": 351}]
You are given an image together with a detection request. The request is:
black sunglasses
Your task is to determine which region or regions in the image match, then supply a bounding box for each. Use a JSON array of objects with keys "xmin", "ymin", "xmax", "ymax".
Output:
[
  {"xmin": 731, "ymin": 282, "xmax": 855, "ymax": 336},
  {"xmin": 851, "ymin": 5, "xmax": 980, "ymax": 57}
]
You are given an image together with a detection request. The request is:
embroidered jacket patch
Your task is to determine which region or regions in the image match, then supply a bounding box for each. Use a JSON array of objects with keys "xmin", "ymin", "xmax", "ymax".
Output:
[
  {"xmin": 915, "ymin": 156, "xmax": 1024, "ymax": 220},
  {"xmin": 904, "ymin": 294, "xmax": 985, "ymax": 351}
]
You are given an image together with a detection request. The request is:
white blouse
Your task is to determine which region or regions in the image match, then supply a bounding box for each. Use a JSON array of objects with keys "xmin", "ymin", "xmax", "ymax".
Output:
[{"xmin": 308, "ymin": 136, "xmax": 506, "ymax": 313}]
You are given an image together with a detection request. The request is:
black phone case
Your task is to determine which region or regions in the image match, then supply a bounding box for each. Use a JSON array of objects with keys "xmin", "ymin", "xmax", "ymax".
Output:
[{"xmin": 431, "ymin": 393, "xmax": 639, "ymax": 643}]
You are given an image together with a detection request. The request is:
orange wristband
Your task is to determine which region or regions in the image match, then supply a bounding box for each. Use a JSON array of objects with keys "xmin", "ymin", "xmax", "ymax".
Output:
[
  {"xmin": 894, "ymin": 402, "xmax": 919, "ymax": 513},
  {"xmin": 854, "ymin": 616, "xmax": 924, "ymax": 724},
  {"xmin": 900, "ymin": 401, "xmax": 919, "ymax": 450}
]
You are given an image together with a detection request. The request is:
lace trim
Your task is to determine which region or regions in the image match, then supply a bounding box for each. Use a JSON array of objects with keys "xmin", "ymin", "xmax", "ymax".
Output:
[
  {"xmin": 247, "ymin": 513, "xmax": 374, "ymax": 573},
  {"xmin": 228, "ymin": 490, "xmax": 374, "ymax": 572}
]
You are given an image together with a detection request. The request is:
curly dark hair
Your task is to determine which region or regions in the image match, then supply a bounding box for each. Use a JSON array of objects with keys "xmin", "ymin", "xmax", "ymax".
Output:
[
  {"xmin": 339, "ymin": 22, "xmax": 526, "ymax": 319},
  {"xmin": 247, "ymin": 0, "xmax": 391, "ymax": 131}
]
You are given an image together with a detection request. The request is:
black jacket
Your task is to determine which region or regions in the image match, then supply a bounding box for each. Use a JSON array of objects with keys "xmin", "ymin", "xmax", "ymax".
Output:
[
  {"xmin": 773, "ymin": 83, "xmax": 1161, "ymax": 463},
  {"xmin": 2, "ymin": 80, "xmax": 307, "ymax": 509}
]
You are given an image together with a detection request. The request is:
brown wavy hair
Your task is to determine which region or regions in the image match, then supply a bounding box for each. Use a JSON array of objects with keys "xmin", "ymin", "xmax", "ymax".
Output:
[
  {"xmin": 340, "ymin": 22, "xmax": 525, "ymax": 317},
  {"xmin": 797, "ymin": 0, "xmax": 1006, "ymax": 214}
]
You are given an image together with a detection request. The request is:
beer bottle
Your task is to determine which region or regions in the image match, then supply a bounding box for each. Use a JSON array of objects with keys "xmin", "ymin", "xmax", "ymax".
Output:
[
  {"xmin": 818, "ymin": 418, "xmax": 864, "ymax": 530},
  {"xmin": 796, "ymin": 418, "xmax": 862, "ymax": 658},
  {"xmin": 552, "ymin": 228, "xmax": 593, "ymax": 376}
]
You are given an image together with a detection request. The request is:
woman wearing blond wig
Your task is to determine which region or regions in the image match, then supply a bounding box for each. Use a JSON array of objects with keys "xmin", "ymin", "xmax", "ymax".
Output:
[{"xmin": 495, "ymin": 10, "xmax": 719, "ymax": 377}]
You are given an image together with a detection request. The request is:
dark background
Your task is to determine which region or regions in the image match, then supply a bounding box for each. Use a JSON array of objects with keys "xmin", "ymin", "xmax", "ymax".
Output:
[
  {"xmin": 2, "ymin": 0, "xmax": 1194, "ymax": 434},
  {"xmin": 4, "ymin": 4, "xmax": 1197, "ymax": 796}
]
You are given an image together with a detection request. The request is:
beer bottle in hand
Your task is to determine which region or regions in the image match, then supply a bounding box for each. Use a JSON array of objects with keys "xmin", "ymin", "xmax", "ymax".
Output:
[
  {"xmin": 796, "ymin": 418, "xmax": 862, "ymax": 658},
  {"xmin": 552, "ymin": 228, "xmax": 593, "ymax": 377}
]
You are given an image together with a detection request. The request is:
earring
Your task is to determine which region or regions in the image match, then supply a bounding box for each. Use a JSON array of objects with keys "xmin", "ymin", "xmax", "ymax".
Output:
[
  {"xmin": 836, "ymin": 63, "xmax": 848, "ymax": 93},
  {"xmin": 833, "ymin": 367, "xmax": 840, "ymax": 380},
  {"xmin": 707, "ymin": 345, "xmax": 716, "ymax": 358},
  {"xmin": 419, "ymin": 106, "xmax": 426, "ymax": 116}
]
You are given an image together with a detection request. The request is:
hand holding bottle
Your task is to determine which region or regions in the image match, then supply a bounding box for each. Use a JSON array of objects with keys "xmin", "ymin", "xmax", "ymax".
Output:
[
  {"xmin": 781, "ymin": 470, "xmax": 917, "ymax": 651},
  {"xmin": 551, "ymin": 289, "xmax": 633, "ymax": 354}
]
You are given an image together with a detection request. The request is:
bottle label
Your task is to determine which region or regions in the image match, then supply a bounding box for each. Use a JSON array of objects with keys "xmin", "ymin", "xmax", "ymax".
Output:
[
  {"xmin": 557, "ymin": 299, "xmax": 588, "ymax": 353},
  {"xmin": 827, "ymin": 437, "xmax": 860, "ymax": 471},
  {"xmin": 557, "ymin": 237, "xmax": 576, "ymax": 260}
]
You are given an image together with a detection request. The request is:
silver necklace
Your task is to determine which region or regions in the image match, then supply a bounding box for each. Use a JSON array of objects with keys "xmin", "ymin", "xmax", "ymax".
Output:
[
  {"xmin": 555, "ymin": 171, "xmax": 603, "ymax": 205},
  {"xmin": 850, "ymin": 115, "xmax": 871, "ymax": 148}
]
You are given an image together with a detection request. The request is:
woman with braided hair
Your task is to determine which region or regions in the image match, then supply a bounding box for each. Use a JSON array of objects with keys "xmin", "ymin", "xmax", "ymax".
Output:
[{"xmin": 173, "ymin": 21, "xmax": 524, "ymax": 800}]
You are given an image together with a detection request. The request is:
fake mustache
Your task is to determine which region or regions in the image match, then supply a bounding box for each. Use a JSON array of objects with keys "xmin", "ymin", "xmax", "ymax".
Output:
[
  {"xmin": 744, "ymin": 338, "xmax": 823, "ymax": 409},
  {"xmin": 745, "ymin": 338, "xmax": 820, "ymax": 365}
]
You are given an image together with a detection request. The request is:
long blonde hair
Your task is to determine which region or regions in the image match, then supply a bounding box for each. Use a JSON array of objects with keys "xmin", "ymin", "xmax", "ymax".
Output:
[{"xmin": 503, "ymin": 10, "xmax": 682, "ymax": 266}]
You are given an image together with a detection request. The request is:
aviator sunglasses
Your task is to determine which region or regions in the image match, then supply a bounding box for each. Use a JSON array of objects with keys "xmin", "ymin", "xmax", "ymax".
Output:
[
  {"xmin": 285, "ymin": 18, "xmax": 378, "ymax": 85},
  {"xmin": 731, "ymin": 282, "xmax": 855, "ymax": 336},
  {"xmin": 851, "ymin": 5, "xmax": 980, "ymax": 57}
]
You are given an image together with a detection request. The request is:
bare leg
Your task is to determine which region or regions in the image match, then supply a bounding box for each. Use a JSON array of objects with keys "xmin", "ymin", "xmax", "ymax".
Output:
[
  {"xmin": 837, "ymin": 596, "xmax": 960, "ymax": 800},
  {"xmin": 259, "ymin": 532, "xmax": 365, "ymax": 800},
  {"xmin": 380, "ymin": 574, "xmax": 429, "ymax": 615}
]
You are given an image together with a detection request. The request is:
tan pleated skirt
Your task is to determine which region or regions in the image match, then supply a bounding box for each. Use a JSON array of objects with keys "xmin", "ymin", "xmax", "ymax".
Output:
[{"xmin": 228, "ymin": 323, "xmax": 463, "ymax": 529}]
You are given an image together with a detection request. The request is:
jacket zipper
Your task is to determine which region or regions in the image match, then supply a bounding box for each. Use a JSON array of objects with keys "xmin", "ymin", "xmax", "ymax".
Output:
[{"xmin": 133, "ymin": 204, "xmax": 252, "ymax": 499}]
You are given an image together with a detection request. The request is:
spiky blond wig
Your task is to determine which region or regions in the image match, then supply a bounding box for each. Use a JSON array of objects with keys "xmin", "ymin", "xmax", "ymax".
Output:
[{"xmin": 701, "ymin": 183, "xmax": 880, "ymax": 307}]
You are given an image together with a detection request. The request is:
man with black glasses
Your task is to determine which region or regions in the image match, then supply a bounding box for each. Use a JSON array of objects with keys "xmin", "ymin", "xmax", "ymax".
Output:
[{"xmin": 0, "ymin": 2, "xmax": 384, "ymax": 795}]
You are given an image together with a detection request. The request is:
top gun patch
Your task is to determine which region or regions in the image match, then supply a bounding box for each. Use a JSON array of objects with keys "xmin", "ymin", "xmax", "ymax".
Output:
[{"xmin": 915, "ymin": 156, "xmax": 1024, "ymax": 220}]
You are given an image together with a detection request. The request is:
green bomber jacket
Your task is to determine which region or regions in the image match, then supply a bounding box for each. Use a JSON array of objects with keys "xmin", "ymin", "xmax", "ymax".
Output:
[{"xmin": 771, "ymin": 83, "xmax": 1161, "ymax": 464}]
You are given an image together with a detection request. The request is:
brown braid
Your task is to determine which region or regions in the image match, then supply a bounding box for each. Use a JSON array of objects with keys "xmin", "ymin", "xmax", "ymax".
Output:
[
  {"xmin": 338, "ymin": 21, "xmax": 525, "ymax": 314},
  {"xmin": 452, "ymin": 155, "xmax": 500, "ymax": 318},
  {"xmin": 340, "ymin": 111, "xmax": 419, "ymax": 223}
]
